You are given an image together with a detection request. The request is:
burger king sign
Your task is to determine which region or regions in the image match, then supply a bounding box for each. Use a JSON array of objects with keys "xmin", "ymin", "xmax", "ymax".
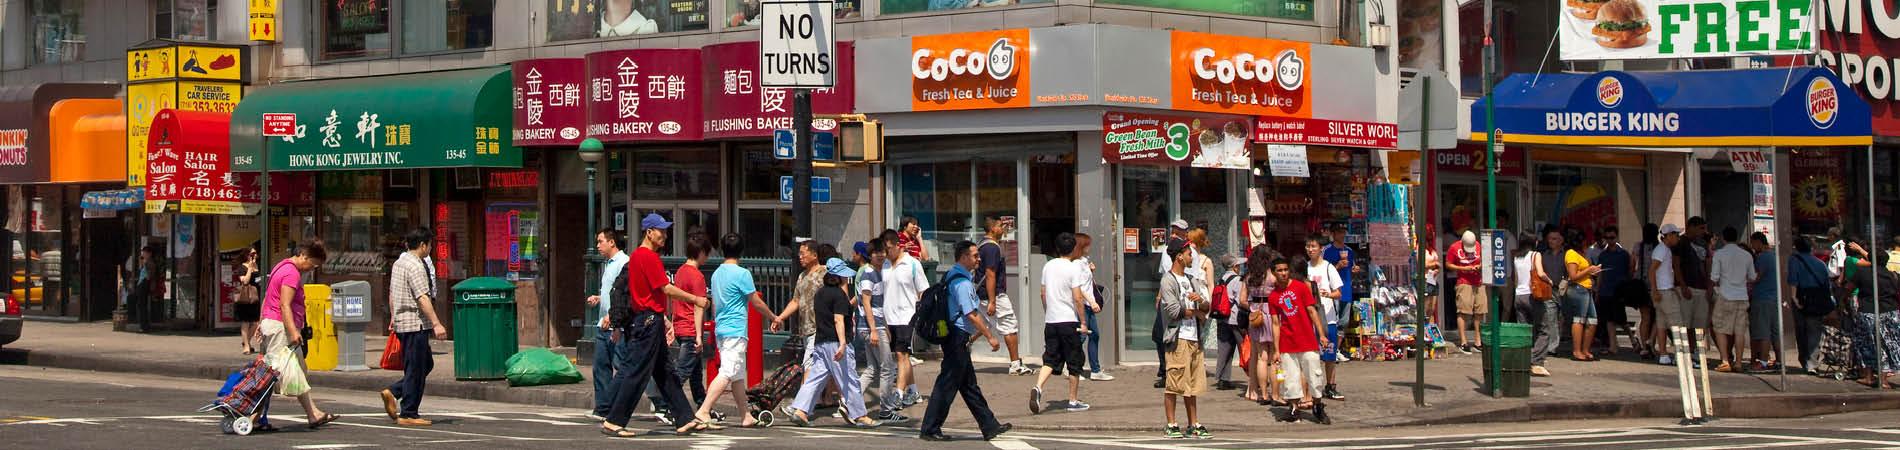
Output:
[{"xmin": 1808, "ymin": 77, "xmax": 1838, "ymax": 129}]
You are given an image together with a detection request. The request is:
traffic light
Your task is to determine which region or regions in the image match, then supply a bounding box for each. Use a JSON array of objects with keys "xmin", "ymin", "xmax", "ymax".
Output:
[{"xmin": 818, "ymin": 114, "xmax": 882, "ymax": 164}]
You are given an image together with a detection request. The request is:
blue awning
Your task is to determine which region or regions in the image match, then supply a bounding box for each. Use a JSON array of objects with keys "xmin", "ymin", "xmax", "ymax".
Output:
[{"xmin": 1471, "ymin": 68, "xmax": 1871, "ymax": 147}]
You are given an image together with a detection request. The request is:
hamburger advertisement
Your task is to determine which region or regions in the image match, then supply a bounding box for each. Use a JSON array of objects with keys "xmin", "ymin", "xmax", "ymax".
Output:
[{"xmin": 1559, "ymin": 0, "xmax": 1814, "ymax": 60}]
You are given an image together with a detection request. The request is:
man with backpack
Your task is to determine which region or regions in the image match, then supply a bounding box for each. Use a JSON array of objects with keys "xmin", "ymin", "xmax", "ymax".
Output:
[
  {"xmin": 918, "ymin": 241, "xmax": 1012, "ymax": 442},
  {"xmin": 1029, "ymin": 233, "xmax": 1091, "ymax": 414},
  {"xmin": 1212, "ymin": 255, "xmax": 1245, "ymax": 391}
]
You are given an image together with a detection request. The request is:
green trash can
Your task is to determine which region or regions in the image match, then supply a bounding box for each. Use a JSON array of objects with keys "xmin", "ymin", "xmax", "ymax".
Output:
[
  {"xmin": 452, "ymin": 277, "xmax": 519, "ymax": 381},
  {"xmin": 1482, "ymin": 323, "xmax": 1534, "ymax": 398}
]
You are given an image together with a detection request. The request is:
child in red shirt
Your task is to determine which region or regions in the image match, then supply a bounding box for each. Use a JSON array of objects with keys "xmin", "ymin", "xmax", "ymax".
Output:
[{"xmin": 1268, "ymin": 257, "xmax": 1332, "ymax": 424}]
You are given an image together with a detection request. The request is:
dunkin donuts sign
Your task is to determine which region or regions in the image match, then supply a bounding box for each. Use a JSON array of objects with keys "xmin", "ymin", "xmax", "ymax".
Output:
[
  {"xmin": 1171, "ymin": 31, "xmax": 1312, "ymax": 118},
  {"xmin": 910, "ymin": 29, "xmax": 1030, "ymax": 111}
]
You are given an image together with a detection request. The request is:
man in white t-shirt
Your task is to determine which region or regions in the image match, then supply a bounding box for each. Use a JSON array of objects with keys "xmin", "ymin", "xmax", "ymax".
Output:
[
  {"xmin": 1707, "ymin": 227, "xmax": 1757, "ymax": 372},
  {"xmin": 1073, "ymin": 234, "xmax": 1113, "ymax": 381},
  {"xmin": 1302, "ymin": 237, "xmax": 1346, "ymax": 401},
  {"xmin": 1030, "ymin": 233, "xmax": 1092, "ymax": 415},
  {"xmin": 1649, "ymin": 224, "xmax": 1684, "ymax": 366},
  {"xmin": 880, "ymin": 229, "xmax": 931, "ymax": 407}
]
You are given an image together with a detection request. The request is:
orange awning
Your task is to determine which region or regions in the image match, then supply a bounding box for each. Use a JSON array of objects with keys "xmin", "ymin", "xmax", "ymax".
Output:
[{"xmin": 48, "ymin": 98, "xmax": 125, "ymax": 183}]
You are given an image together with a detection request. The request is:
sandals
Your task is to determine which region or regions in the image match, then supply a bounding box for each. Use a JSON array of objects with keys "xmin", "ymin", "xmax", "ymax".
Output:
[
  {"xmin": 675, "ymin": 418, "xmax": 725, "ymax": 435},
  {"xmin": 308, "ymin": 413, "xmax": 340, "ymax": 429},
  {"xmin": 1714, "ymin": 362, "xmax": 1735, "ymax": 373},
  {"xmin": 601, "ymin": 425, "xmax": 641, "ymax": 438}
]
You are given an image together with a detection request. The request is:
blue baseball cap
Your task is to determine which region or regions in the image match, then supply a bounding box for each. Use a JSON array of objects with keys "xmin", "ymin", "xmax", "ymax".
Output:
[
  {"xmin": 825, "ymin": 257, "xmax": 857, "ymax": 278},
  {"xmin": 640, "ymin": 213, "xmax": 673, "ymax": 231},
  {"xmin": 853, "ymin": 242, "xmax": 870, "ymax": 258}
]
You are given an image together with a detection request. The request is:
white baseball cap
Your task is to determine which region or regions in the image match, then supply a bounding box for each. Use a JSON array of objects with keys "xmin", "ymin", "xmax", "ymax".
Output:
[{"xmin": 1659, "ymin": 224, "xmax": 1683, "ymax": 236}]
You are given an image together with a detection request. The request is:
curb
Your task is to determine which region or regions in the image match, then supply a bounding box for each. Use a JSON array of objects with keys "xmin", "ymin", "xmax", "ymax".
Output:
[{"xmin": 17, "ymin": 347, "xmax": 1900, "ymax": 429}]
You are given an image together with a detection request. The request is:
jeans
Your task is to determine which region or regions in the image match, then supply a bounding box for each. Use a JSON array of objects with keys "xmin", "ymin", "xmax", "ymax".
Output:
[
  {"xmin": 648, "ymin": 339, "xmax": 706, "ymax": 412},
  {"xmin": 1152, "ymin": 312, "xmax": 1167, "ymax": 378},
  {"xmin": 1084, "ymin": 308, "xmax": 1103, "ymax": 374},
  {"xmin": 792, "ymin": 340, "xmax": 868, "ymax": 420},
  {"xmin": 1214, "ymin": 322, "xmax": 1243, "ymax": 382},
  {"xmin": 604, "ymin": 313, "xmax": 695, "ymax": 428},
  {"xmin": 591, "ymin": 328, "xmax": 620, "ymax": 416},
  {"xmin": 920, "ymin": 329, "xmax": 1002, "ymax": 436},
  {"xmin": 1561, "ymin": 285, "xmax": 1599, "ymax": 324},
  {"xmin": 1527, "ymin": 297, "xmax": 1563, "ymax": 365},
  {"xmin": 855, "ymin": 326, "xmax": 900, "ymax": 412},
  {"xmin": 386, "ymin": 331, "xmax": 433, "ymax": 418},
  {"xmin": 1795, "ymin": 314, "xmax": 1825, "ymax": 370}
]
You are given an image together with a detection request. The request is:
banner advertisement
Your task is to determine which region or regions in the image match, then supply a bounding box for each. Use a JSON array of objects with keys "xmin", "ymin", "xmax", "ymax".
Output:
[
  {"xmin": 910, "ymin": 29, "xmax": 1031, "ymax": 111},
  {"xmin": 511, "ymin": 58, "xmax": 588, "ymax": 146},
  {"xmin": 546, "ymin": 0, "xmax": 709, "ymax": 41},
  {"xmin": 1254, "ymin": 116, "xmax": 1398, "ymax": 149},
  {"xmin": 1559, "ymin": 0, "xmax": 1815, "ymax": 61},
  {"xmin": 1790, "ymin": 151, "xmax": 1846, "ymax": 224},
  {"xmin": 1817, "ymin": 0, "xmax": 1900, "ymax": 136},
  {"xmin": 702, "ymin": 41, "xmax": 856, "ymax": 139},
  {"xmin": 1100, "ymin": 110, "xmax": 1253, "ymax": 170},
  {"xmin": 585, "ymin": 49, "xmax": 703, "ymax": 141},
  {"xmin": 1170, "ymin": 31, "xmax": 1311, "ymax": 118}
]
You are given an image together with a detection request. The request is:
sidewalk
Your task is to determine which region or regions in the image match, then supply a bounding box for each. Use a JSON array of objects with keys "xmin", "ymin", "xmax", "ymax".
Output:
[{"xmin": 6, "ymin": 321, "xmax": 1898, "ymax": 431}]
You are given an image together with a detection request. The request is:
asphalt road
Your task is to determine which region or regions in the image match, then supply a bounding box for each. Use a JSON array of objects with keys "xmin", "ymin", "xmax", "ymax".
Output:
[{"xmin": 3, "ymin": 365, "xmax": 1899, "ymax": 449}]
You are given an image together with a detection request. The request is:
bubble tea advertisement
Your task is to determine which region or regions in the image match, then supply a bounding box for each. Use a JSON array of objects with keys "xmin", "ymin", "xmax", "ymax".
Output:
[{"xmin": 1101, "ymin": 111, "xmax": 1254, "ymax": 170}]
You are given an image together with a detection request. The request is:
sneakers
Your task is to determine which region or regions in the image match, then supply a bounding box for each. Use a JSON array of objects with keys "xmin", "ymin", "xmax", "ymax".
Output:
[
  {"xmin": 1322, "ymin": 385, "xmax": 1345, "ymax": 401},
  {"xmin": 1312, "ymin": 402, "xmax": 1332, "ymax": 425},
  {"xmin": 1061, "ymin": 400, "xmax": 1091, "ymax": 412},
  {"xmin": 1029, "ymin": 388, "xmax": 1044, "ymax": 414},
  {"xmin": 832, "ymin": 408, "xmax": 845, "ymax": 418},
  {"xmin": 710, "ymin": 410, "xmax": 726, "ymax": 423},
  {"xmin": 1008, "ymin": 361, "xmax": 1034, "ymax": 376},
  {"xmin": 910, "ymin": 356, "xmax": 925, "ymax": 366},
  {"xmin": 1659, "ymin": 354, "xmax": 1675, "ymax": 366},
  {"xmin": 1456, "ymin": 344, "xmax": 1473, "ymax": 355},
  {"xmin": 1165, "ymin": 424, "xmax": 1185, "ymax": 439},
  {"xmin": 873, "ymin": 410, "xmax": 911, "ymax": 422},
  {"xmin": 1277, "ymin": 407, "xmax": 1301, "ymax": 423},
  {"xmin": 585, "ymin": 412, "xmax": 607, "ymax": 421},
  {"xmin": 1154, "ymin": 378, "xmax": 1166, "ymax": 389},
  {"xmin": 1531, "ymin": 365, "xmax": 1552, "ymax": 377},
  {"xmin": 1189, "ymin": 424, "xmax": 1212, "ymax": 439},
  {"xmin": 903, "ymin": 389, "xmax": 922, "ymax": 407},
  {"xmin": 655, "ymin": 413, "xmax": 673, "ymax": 426},
  {"xmin": 1215, "ymin": 380, "xmax": 1237, "ymax": 391},
  {"xmin": 1089, "ymin": 372, "xmax": 1116, "ymax": 381}
]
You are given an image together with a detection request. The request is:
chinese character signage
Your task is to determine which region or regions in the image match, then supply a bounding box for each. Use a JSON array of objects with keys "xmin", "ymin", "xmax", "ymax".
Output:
[
  {"xmin": 1101, "ymin": 110, "xmax": 1253, "ymax": 170},
  {"xmin": 701, "ymin": 41, "xmax": 856, "ymax": 139},
  {"xmin": 1253, "ymin": 117, "xmax": 1398, "ymax": 149},
  {"xmin": 230, "ymin": 66, "xmax": 521, "ymax": 171},
  {"xmin": 511, "ymin": 58, "xmax": 587, "ymax": 146},
  {"xmin": 1171, "ymin": 31, "xmax": 1311, "ymax": 118},
  {"xmin": 147, "ymin": 109, "xmax": 249, "ymax": 215},
  {"xmin": 128, "ymin": 42, "xmax": 247, "ymax": 186},
  {"xmin": 585, "ymin": 49, "xmax": 703, "ymax": 142},
  {"xmin": 249, "ymin": 0, "xmax": 279, "ymax": 41},
  {"xmin": 910, "ymin": 29, "xmax": 1030, "ymax": 111}
]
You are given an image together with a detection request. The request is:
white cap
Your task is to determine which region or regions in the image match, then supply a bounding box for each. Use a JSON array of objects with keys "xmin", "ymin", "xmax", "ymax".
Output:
[
  {"xmin": 1171, "ymin": 219, "xmax": 1191, "ymax": 230},
  {"xmin": 1659, "ymin": 224, "xmax": 1683, "ymax": 236}
]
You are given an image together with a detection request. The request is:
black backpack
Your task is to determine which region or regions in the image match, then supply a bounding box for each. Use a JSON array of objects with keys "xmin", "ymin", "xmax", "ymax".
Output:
[{"xmin": 911, "ymin": 271, "xmax": 967, "ymax": 345}]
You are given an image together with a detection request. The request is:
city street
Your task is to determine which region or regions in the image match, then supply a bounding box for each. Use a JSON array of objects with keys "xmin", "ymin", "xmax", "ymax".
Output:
[{"xmin": 5, "ymin": 366, "xmax": 1900, "ymax": 449}]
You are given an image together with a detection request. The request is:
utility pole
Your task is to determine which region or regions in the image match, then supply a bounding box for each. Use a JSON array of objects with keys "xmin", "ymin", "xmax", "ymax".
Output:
[
  {"xmin": 793, "ymin": 89, "xmax": 813, "ymax": 238},
  {"xmin": 1482, "ymin": 0, "xmax": 1502, "ymax": 397}
]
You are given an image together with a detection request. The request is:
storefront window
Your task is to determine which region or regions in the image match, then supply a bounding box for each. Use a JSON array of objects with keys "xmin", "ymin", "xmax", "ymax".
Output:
[
  {"xmin": 402, "ymin": 0, "xmax": 493, "ymax": 53},
  {"xmin": 723, "ymin": 0, "xmax": 860, "ymax": 27},
  {"xmin": 1120, "ymin": 166, "xmax": 1170, "ymax": 357},
  {"xmin": 545, "ymin": 0, "xmax": 709, "ymax": 41},
  {"xmin": 317, "ymin": 172, "xmax": 386, "ymax": 275},
  {"xmin": 14, "ymin": 186, "xmax": 66, "ymax": 314},
  {"xmin": 879, "ymin": 0, "xmax": 1049, "ymax": 15},
  {"xmin": 632, "ymin": 148, "xmax": 719, "ymax": 201},
  {"xmin": 740, "ymin": 145, "xmax": 794, "ymax": 201},
  {"xmin": 738, "ymin": 209, "xmax": 794, "ymax": 258},
  {"xmin": 323, "ymin": 0, "xmax": 392, "ymax": 60},
  {"xmin": 896, "ymin": 160, "xmax": 1021, "ymax": 254},
  {"xmin": 155, "ymin": 0, "xmax": 215, "ymax": 41},
  {"xmin": 29, "ymin": 0, "xmax": 85, "ymax": 64},
  {"xmin": 485, "ymin": 166, "xmax": 541, "ymax": 281},
  {"xmin": 1095, "ymin": 0, "xmax": 1312, "ymax": 21},
  {"xmin": 1532, "ymin": 165, "xmax": 1636, "ymax": 242}
]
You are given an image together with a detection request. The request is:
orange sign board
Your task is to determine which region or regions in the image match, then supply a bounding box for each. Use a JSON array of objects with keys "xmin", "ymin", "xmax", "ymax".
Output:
[
  {"xmin": 1169, "ymin": 31, "xmax": 1311, "ymax": 118},
  {"xmin": 910, "ymin": 29, "xmax": 1031, "ymax": 111}
]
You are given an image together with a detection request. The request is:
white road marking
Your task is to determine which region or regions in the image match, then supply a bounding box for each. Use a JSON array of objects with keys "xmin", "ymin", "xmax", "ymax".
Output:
[
  {"xmin": 428, "ymin": 412, "xmax": 591, "ymax": 426},
  {"xmin": 990, "ymin": 438, "xmax": 1040, "ymax": 450},
  {"xmin": 271, "ymin": 417, "xmax": 561, "ymax": 441},
  {"xmin": 292, "ymin": 445, "xmax": 380, "ymax": 449}
]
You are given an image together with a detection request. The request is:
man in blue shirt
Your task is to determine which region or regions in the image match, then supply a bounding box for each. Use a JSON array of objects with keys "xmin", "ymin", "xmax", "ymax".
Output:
[
  {"xmin": 1746, "ymin": 232, "xmax": 1781, "ymax": 372},
  {"xmin": 920, "ymin": 240, "xmax": 1011, "ymax": 442},
  {"xmin": 1322, "ymin": 224, "xmax": 1357, "ymax": 376},
  {"xmin": 586, "ymin": 228, "xmax": 631, "ymax": 420},
  {"xmin": 1788, "ymin": 237, "xmax": 1832, "ymax": 373}
]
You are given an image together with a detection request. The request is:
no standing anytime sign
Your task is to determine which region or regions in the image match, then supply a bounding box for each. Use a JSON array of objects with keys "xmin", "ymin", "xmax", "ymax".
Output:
[{"xmin": 761, "ymin": 0, "xmax": 837, "ymax": 88}]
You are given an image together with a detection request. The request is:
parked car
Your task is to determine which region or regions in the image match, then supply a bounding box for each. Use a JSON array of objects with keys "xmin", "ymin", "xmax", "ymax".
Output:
[{"xmin": 0, "ymin": 293, "xmax": 21, "ymax": 349}]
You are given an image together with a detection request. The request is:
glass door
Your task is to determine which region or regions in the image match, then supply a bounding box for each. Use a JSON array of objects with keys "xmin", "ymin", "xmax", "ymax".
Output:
[{"xmin": 1120, "ymin": 166, "xmax": 1171, "ymax": 361}]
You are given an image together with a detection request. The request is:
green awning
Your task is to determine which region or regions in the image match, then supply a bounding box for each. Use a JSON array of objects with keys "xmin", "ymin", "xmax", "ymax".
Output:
[{"xmin": 230, "ymin": 66, "xmax": 521, "ymax": 172}]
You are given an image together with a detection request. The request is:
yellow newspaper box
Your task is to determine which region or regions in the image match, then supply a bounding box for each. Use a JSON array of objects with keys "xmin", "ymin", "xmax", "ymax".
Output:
[{"xmin": 302, "ymin": 283, "xmax": 337, "ymax": 371}]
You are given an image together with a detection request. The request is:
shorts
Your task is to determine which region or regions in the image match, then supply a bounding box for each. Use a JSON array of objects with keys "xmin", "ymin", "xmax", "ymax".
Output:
[
  {"xmin": 1657, "ymin": 288, "xmax": 1712, "ymax": 329},
  {"xmin": 716, "ymin": 337, "xmax": 748, "ymax": 382},
  {"xmin": 1711, "ymin": 297, "xmax": 1750, "ymax": 336},
  {"xmin": 886, "ymin": 325, "xmax": 914, "ymax": 354},
  {"xmin": 1561, "ymin": 285, "xmax": 1598, "ymax": 325},
  {"xmin": 1749, "ymin": 296, "xmax": 1781, "ymax": 339},
  {"xmin": 1456, "ymin": 284, "xmax": 1489, "ymax": 315},
  {"xmin": 985, "ymin": 294, "xmax": 1020, "ymax": 336},
  {"xmin": 1164, "ymin": 340, "xmax": 1206, "ymax": 397},
  {"xmin": 1279, "ymin": 351, "xmax": 1325, "ymax": 401},
  {"xmin": 1041, "ymin": 322, "xmax": 1086, "ymax": 376}
]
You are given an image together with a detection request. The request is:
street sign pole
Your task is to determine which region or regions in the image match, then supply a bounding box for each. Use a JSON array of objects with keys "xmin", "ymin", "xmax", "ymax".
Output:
[
  {"xmin": 1482, "ymin": 0, "xmax": 1501, "ymax": 397},
  {"xmin": 793, "ymin": 89, "xmax": 813, "ymax": 239},
  {"xmin": 1414, "ymin": 81, "xmax": 1431, "ymax": 408}
]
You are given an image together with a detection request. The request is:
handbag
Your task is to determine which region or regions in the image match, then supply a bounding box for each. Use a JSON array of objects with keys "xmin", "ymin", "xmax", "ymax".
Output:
[
  {"xmin": 1531, "ymin": 272, "xmax": 1554, "ymax": 300},
  {"xmin": 380, "ymin": 333, "xmax": 406, "ymax": 370},
  {"xmin": 1795, "ymin": 257, "xmax": 1838, "ymax": 317}
]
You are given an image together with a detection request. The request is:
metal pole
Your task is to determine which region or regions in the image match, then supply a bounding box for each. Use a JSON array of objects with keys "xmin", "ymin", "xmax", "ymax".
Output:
[
  {"xmin": 1771, "ymin": 150, "xmax": 1786, "ymax": 391},
  {"xmin": 259, "ymin": 134, "xmax": 271, "ymax": 265},
  {"xmin": 581, "ymin": 158, "xmax": 600, "ymax": 346},
  {"xmin": 1414, "ymin": 81, "xmax": 1432, "ymax": 408},
  {"xmin": 793, "ymin": 89, "xmax": 814, "ymax": 239},
  {"xmin": 1871, "ymin": 144, "xmax": 1883, "ymax": 387},
  {"xmin": 1482, "ymin": 0, "xmax": 1502, "ymax": 397}
]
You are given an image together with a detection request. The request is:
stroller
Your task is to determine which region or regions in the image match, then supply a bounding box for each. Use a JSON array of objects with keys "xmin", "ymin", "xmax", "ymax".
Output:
[
  {"xmin": 197, "ymin": 356, "xmax": 279, "ymax": 436},
  {"xmin": 745, "ymin": 338, "xmax": 807, "ymax": 427}
]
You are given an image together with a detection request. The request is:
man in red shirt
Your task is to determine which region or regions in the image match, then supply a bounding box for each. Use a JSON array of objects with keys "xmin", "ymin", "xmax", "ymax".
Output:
[
  {"xmin": 1447, "ymin": 230, "xmax": 1487, "ymax": 353},
  {"xmin": 602, "ymin": 214, "xmax": 713, "ymax": 437},
  {"xmin": 1269, "ymin": 257, "xmax": 1331, "ymax": 424},
  {"xmin": 647, "ymin": 233, "xmax": 713, "ymax": 421}
]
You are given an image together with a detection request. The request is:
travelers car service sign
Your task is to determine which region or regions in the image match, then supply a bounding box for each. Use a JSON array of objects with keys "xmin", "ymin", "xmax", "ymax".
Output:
[
  {"xmin": 1559, "ymin": 0, "xmax": 1815, "ymax": 60},
  {"xmin": 910, "ymin": 29, "xmax": 1030, "ymax": 111},
  {"xmin": 1170, "ymin": 31, "xmax": 1311, "ymax": 118}
]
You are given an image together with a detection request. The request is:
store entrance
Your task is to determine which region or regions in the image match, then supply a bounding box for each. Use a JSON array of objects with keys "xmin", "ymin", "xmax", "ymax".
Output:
[{"xmin": 1119, "ymin": 166, "xmax": 1240, "ymax": 363}]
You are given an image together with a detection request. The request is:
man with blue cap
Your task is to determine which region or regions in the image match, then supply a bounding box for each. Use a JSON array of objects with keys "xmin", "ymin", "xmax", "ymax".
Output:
[
  {"xmin": 783, "ymin": 257, "xmax": 882, "ymax": 428},
  {"xmin": 602, "ymin": 213, "xmax": 714, "ymax": 437}
]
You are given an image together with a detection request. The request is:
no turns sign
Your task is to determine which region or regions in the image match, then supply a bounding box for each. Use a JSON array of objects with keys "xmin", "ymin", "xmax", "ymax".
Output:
[{"xmin": 760, "ymin": 0, "xmax": 836, "ymax": 88}]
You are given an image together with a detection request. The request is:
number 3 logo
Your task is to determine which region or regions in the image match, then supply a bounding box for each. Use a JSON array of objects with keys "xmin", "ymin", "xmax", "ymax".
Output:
[{"xmin": 1165, "ymin": 123, "xmax": 1191, "ymax": 161}]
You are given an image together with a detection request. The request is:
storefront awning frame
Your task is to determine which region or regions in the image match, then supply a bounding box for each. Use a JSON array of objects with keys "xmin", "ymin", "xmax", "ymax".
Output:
[{"xmin": 228, "ymin": 66, "xmax": 523, "ymax": 172}]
